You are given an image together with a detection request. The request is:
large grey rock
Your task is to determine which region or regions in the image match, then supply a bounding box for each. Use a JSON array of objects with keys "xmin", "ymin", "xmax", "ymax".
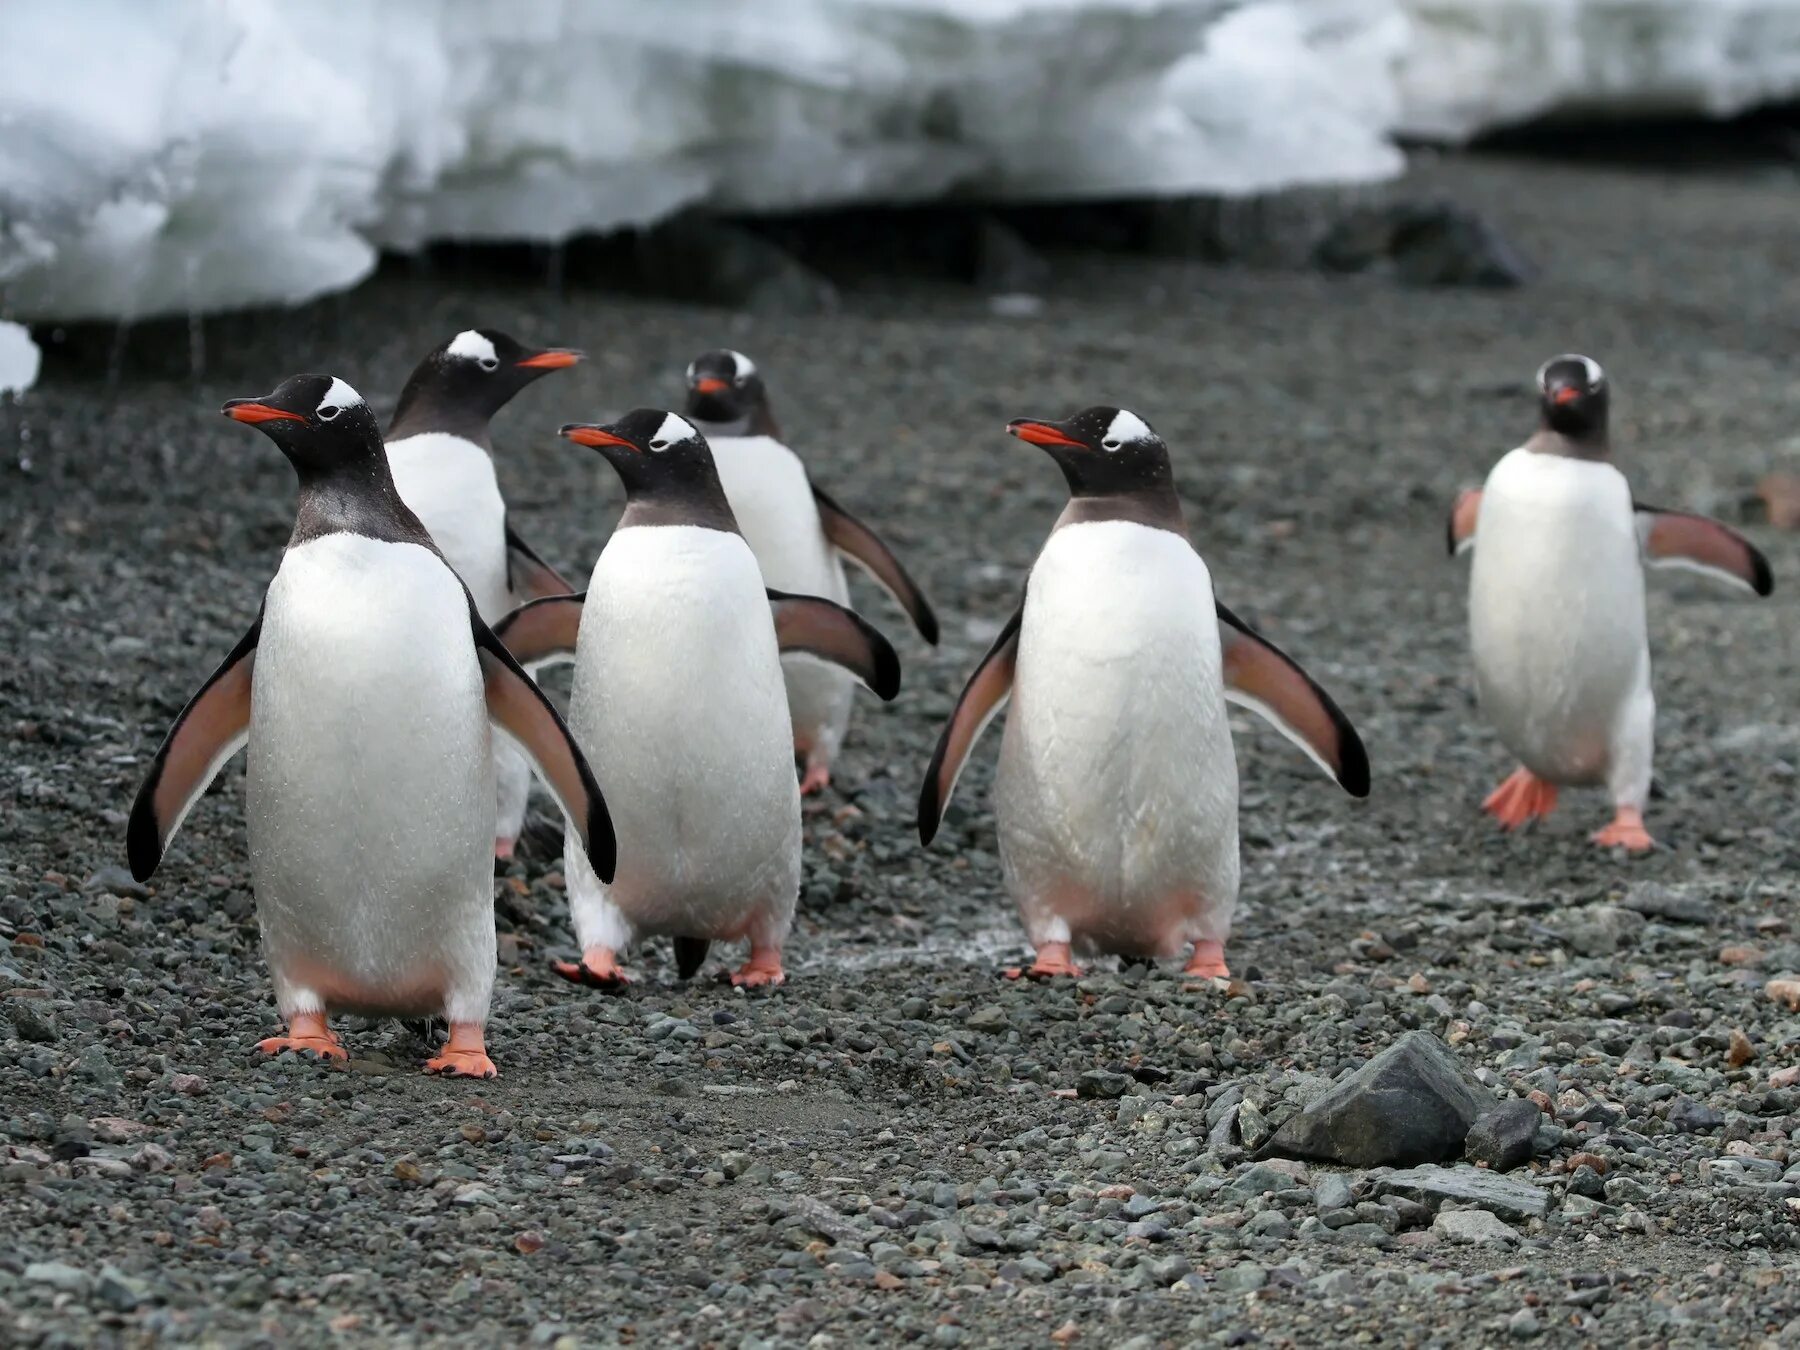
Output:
[
  {"xmin": 1313, "ymin": 200, "xmax": 1531, "ymax": 288},
  {"xmin": 1266, "ymin": 1031, "xmax": 1490, "ymax": 1167},
  {"xmin": 1556, "ymin": 905, "xmax": 1647, "ymax": 957},
  {"xmin": 1463, "ymin": 1099, "xmax": 1544, "ymax": 1172},
  {"xmin": 1377, "ymin": 1165, "xmax": 1550, "ymax": 1220},
  {"xmin": 1432, "ymin": 1209, "xmax": 1520, "ymax": 1247}
]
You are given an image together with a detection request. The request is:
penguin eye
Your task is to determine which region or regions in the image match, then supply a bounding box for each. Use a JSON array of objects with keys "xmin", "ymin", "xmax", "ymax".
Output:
[
  {"xmin": 734, "ymin": 374, "xmax": 748, "ymax": 387},
  {"xmin": 1101, "ymin": 438, "xmax": 1120, "ymax": 452},
  {"xmin": 318, "ymin": 405, "xmax": 341, "ymax": 422},
  {"xmin": 478, "ymin": 356, "xmax": 499, "ymax": 372}
]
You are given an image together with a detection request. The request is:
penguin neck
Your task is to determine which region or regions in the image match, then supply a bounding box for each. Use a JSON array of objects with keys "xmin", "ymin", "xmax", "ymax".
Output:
[
  {"xmin": 617, "ymin": 468, "xmax": 742, "ymax": 534},
  {"xmin": 387, "ymin": 376, "xmax": 496, "ymax": 450},
  {"xmin": 291, "ymin": 457, "xmax": 437, "ymax": 548},
  {"xmin": 1526, "ymin": 422, "xmax": 1609, "ymax": 461},
  {"xmin": 1056, "ymin": 482, "xmax": 1186, "ymax": 536}
]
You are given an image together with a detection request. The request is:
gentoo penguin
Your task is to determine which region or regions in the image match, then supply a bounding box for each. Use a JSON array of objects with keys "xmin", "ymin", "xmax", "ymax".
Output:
[
  {"xmin": 683, "ymin": 348, "xmax": 937, "ymax": 794},
  {"xmin": 385, "ymin": 328, "xmax": 582, "ymax": 859},
  {"xmin": 495, "ymin": 409, "xmax": 901, "ymax": 988},
  {"xmin": 1449, "ymin": 354, "xmax": 1772, "ymax": 851},
  {"xmin": 127, "ymin": 374, "xmax": 613, "ymax": 1076},
  {"xmin": 917, "ymin": 408, "xmax": 1369, "ymax": 979}
]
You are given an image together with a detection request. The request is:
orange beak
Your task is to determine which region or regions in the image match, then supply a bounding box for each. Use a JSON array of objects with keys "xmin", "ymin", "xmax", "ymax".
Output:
[
  {"xmin": 518, "ymin": 349, "xmax": 582, "ymax": 370},
  {"xmin": 1007, "ymin": 419, "xmax": 1086, "ymax": 449},
  {"xmin": 692, "ymin": 377, "xmax": 729, "ymax": 395},
  {"xmin": 560, "ymin": 424, "xmax": 635, "ymax": 450},
  {"xmin": 222, "ymin": 401, "xmax": 306, "ymax": 425},
  {"xmin": 1550, "ymin": 385, "xmax": 1583, "ymax": 405}
]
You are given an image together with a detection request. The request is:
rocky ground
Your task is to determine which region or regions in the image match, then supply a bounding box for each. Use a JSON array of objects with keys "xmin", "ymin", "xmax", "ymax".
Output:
[{"xmin": 3, "ymin": 152, "xmax": 1799, "ymax": 1347}]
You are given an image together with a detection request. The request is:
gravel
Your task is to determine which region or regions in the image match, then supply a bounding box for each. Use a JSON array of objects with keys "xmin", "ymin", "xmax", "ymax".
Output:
[{"xmin": 3, "ymin": 152, "xmax": 1799, "ymax": 1345}]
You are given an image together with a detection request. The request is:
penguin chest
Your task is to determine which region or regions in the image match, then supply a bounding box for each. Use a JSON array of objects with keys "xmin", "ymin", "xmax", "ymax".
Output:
[
  {"xmin": 247, "ymin": 536, "xmax": 494, "ymax": 1012},
  {"xmin": 1468, "ymin": 449, "xmax": 1649, "ymax": 779},
  {"xmin": 997, "ymin": 523, "xmax": 1239, "ymax": 911},
  {"xmin": 710, "ymin": 436, "xmax": 853, "ymax": 742},
  {"xmin": 570, "ymin": 526, "xmax": 800, "ymax": 929},
  {"xmin": 387, "ymin": 433, "xmax": 510, "ymax": 620}
]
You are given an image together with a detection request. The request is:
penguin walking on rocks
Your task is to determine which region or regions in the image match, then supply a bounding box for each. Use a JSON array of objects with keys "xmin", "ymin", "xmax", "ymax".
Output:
[
  {"xmin": 127, "ymin": 375, "xmax": 613, "ymax": 1076},
  {"xmin": 683, "ymin": 349, "xmax": 937, "ymax": 794},
  {"xmin": 496, "ymin": 410, "xmax": 901, "ymax": 988},
  {"xmin": 917, "ymin": 408, "xmax": 1369, "ymax": 980},
  {"xmin": 1448, "ymin": 354, "xmax": 1772, "ymax": 851},
  {"xmin": 385, "ymin": 329, "xmax": 583, "ymax": 859}
]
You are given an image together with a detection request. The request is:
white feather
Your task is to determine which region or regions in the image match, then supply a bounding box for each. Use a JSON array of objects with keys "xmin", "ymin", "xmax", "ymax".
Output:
[
  {"xmin": 446, "ymin": 330, "xmax": 498, "ymax": 365},
  {"xmin": 1104, "ymin": 408, "xmax": 1153, "ymax": 448},
  {"xmin": 316, "ymin": 376, "xmax": 362, "ymax": 419}
]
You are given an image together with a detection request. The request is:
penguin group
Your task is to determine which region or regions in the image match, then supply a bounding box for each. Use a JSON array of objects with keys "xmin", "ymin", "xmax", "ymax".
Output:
[{"xmin": 124, "ymin": 336, "xmax": 1774, "ymax": 1077}]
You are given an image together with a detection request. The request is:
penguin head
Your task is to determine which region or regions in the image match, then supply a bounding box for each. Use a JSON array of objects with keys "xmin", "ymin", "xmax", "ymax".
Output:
[
  {"xmin": 683, "ymin": 348, "xmax": 770, "ymax": 429},
  {"xmin": 395, "ymin": 328, "xmax": 582, "ymax": 428},
  {"xmin": 1536, "ymin": 353, "xmax": 1607, "ymax": 438},
  {"xmin": 223, "ymin": 374, "xmax": 383, "ymax": 475},
  {"xmin": 1007, "ymin": 406, "xmax": 1173, "ymax": 499},
  {"xmin": 561, "ymin": 409, "xmax": 717, "ymax": 495}
]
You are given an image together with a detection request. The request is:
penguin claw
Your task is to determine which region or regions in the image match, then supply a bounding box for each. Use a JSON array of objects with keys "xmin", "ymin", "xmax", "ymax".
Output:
[
  {"xmin": 256, "ymin": 1013, "xmax": 347, "ymax": 1062},
  {"xmin": 424, "ymin": 1022, "xmax": 497, "ymax": 1077},
  {"xmin": 553, "ymin": 951, "xmax": 631, "ymax": 991},
  {"xmin": 1012, "ymin": 942, "xmax": 1083, "ymax": 979},
  {"xmin": 1483, "ymin": 767, "xmax": 1559, "ymax": 830},
  {"xmin": 1182, "ymin": 940, "xmax": 1230, "ymax": 980},
  {"xmin": 1591, "ymin": 809, "xmax": 1655, "ymax": 853},
  {"xmin": 728, "ymin": 949, "xmax": 786, "ymax": 987}
]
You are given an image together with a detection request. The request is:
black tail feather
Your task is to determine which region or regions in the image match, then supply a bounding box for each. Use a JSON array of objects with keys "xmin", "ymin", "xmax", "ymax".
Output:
[{"xmin": 674, "ymin": 937, "xmax": 710, "ymax": 980}]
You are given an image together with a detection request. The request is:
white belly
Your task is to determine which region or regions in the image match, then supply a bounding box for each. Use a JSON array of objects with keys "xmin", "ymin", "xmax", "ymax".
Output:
[
  {"xmin": 996, "ymin": 521, "xmax": 1239, "ymax": 957},
  {"xmin": 567, "ymin": 525, "xmax": 800, "ymax": 939},
  {"xmin": 711, "ymin": 434, "xmax": 854, "ymax": 752},
  {"xmin": 248, "ymin": 535, "xmax": 495, "ymax": 1018},
  {"xmin": 387, "ymin": 432, "xmax": 510, "ymax": 620},
  {"xmin": 1468, "ymin": 448, "xmax": 1650, "ymax": 783}
]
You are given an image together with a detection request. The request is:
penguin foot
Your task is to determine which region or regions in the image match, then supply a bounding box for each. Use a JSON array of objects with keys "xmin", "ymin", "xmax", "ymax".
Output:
[
  {"xmin": 493, "ymin": 836, "xmax": 516, "ymax": 861},
  {"xmin": 1003, "ymin": 942, "xmax": 1085, "ymax": 980},
  {"xmin": 729, "ymin": 947, "xmax": 786, "ymax": 988},
  {"xmin": 1182, "ymin": 940, "xmax": 1231, "ymax": 980},
  {"xmin": 1483, "ymin": 767, "xmax": 1559, "ymax": 830},
  {"xmin": 424, "ymin": 1023, "xmax": 497, "ymax": 1078},
  {"xmin": 256, "ymin": 1013, "xmax": 347, "ymax": 1062},
  {"xmin": 553, "ymin": 948, "xmax": 631, "ymax": 991},
  {"xmin": 1591, "ymin": 807, "xmax": 1655, "ymax": 853},
  {"xmin": 799, "ymin": 763, "xmax": 832, "ymax": 796}
]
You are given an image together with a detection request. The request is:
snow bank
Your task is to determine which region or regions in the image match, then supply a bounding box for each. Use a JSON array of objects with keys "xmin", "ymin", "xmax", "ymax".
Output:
[
  {"xmin": 1399, "ymin": 0, "xmax": 1800, "ymax": 142},
  {"xmin": 0, "ymin": 0, "xmax": 1405, "ymax": 322},
  {"xmin": 0, "ymin": 322, "xmax": 40, "ymax": 398}
]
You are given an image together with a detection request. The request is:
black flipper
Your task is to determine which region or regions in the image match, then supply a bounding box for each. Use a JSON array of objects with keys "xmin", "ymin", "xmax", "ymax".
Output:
[
  {"xmin": 127, "ymin": 609, "xmax": 263, "ymax": 882},
  {"xmin": 674, "ymin": 937, "xmax": 711, "ymax": 980},
  {"xmin": 917, "ymin": 595, "xmax": 1024, "ymax": 845},
  {"xmin": 811, "ymin": 483, "xmax": 939, "ymax": 644},
  {"xmin": 505, "ymin": 519, "xmax": 577, "ymax": 601},
  {"xmin": 767, "ymin": 588, "xmax": 901, "ymax": 700}
]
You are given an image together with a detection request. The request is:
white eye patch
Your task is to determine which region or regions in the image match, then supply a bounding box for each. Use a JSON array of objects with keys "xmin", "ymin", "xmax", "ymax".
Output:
[
  {"xmin": 316, "ymin": 377, "xmax": 363, "ymax": 421},
  {"xmin": 1101, "ymin": 408, "xmax": 1153, "ymax": 451},
  {"xmin": 447, "ymin": 330, "xmax": 499, "ymax": 369},
  {"xmin": 728, "ymin": 350, "xmax": 756, "ymax": 380},
  {"xmin": 1537, "ymin": 353, "xmax": 1604, "ymax": 390},
  {"xmin": 649, "ymin": 412, "xmax": 698, "ymax": 452}
]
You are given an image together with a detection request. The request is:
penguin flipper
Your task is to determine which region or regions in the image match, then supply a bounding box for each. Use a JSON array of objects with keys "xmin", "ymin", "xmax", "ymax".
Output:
[
  {"xmin": 1447, "ymin": 488, "xmax": 1480, "ymax": 557},
  {"xmin": 812, "ymin": 483, "xmax": 939, "ymax": 644},
  {"xmin": 1635, "ymin": 504, "xmax": 1773, "ymax": 596},
  {"xmin": 1216, "ymin": 601, "xmax": 1371, "ymax": 798},
  {"xmin": 126, "ymin": 610, "xmax": 262, "ymax": 882},
  {"xmin": 504, "ymin": 520, "xmax": 577, "ymax": 603},
  {"xmin": 917, "ymin": 599, "xmax": 1023, "ymax": 845},
  {"xmin": 673, "ymin": 936, "xmax": 710, "ymax": 980},
  {"xmin": 472, "ymin": 615, "xmax": 616, "ymax": 884},
  {"xmin": 493, "ymin": 592, "xmax": 586, "ymax": 669},
  {"xmin": 768, "ymin": 588, "xmax": 902, "ymax": 700}
]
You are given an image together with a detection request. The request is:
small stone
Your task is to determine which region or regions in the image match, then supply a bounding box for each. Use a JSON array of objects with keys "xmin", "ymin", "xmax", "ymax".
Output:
[
  {"xmin": 1727, "ymin": 1029, "xmax": 1756, "ymax": 1067},
  {"xmin": 7, "ymin": 1000, "xmax": 56, "ymax": 1043},
  {"xmin": 84, "ymin": 865, "xmax": 150, "ymax": 898},
  {"xmin": 1214, "ymin": 1262, "xmax": 1268, "ymax": 1293},
  {"xmin": 1668, "ymin": 1096, "xmax": 1726, "ymax": 1134},
  {"xmin": 1314, "ymin": 1173, "xmax": 1354, "ymax": 1210},
  {"xmin": 1378, "ymin": 1165, "xmax": 1550, "ymax": 1220},
  {"xmin": 1758, "ymin": 472, "xmax": 1800, "ymax": 529},
  {"xmin": 95, "ymin": 1265, "xmax": 150, "ymax": 1311},
  {"xmin": 1463, "ymin": 1099, "xmax": 1542, "ymax": 1173},
  {"xmin": 1507, "ymin": 1308, "xmax": 1542, "ymax": 1338},
  {"xmin": 1719, "ymin": 945, "xmax": 1763, "ymax": 967},
  {"xmin": 25, "ymin": 1261, "xmax": 92, "ymax": 1293},
  {"xmin": 1077, "ymin": 1070, "xmax": 1131, "ymax": 1100},
  {"xmin": 1769, "ymin": 1066, "xmax": 1800, "ymax": 1089},
  {"xmin": 965, "ymin": 1006, "xmax": 1008, "ymax": 1033},
  {"xmin": 1619, "ymin": 883, "xmax": 1709, "ymax": 924},
  {"xmin": 1766, "ymin": 978, "xmax": 1800, "ymax": 1012},
  {"xmin": 1268, "ymin": 1031, "xmax": 1490, "ymax": 1167},
  {"xmin": 1432, "ymin": 1209, "xmax": 1520, "ymax": 1248}
]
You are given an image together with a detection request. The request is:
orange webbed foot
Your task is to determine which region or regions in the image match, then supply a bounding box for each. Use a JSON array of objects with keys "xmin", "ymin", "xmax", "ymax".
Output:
[
  {"xmin": 1182, "ymin": 940, "xmax": 1231, "ymax": 980},
  {"xmin": 424, "ymin": 1023, "xmax": 497, "ymax": 1078},
  {"xmin": 494, "ymin": 836, "xmax": 516, "ymax": 861},
  {"xmin": 1019, "ymin": 942, "xmax": 1084, "ymax": 979},
  {"xmin": 729, "ymin": 947, "xmax": 786, "ymax": 988},
  {"xmin": 553, "ymin": 948, "xmax": 630, "ymax": 991},
  {"xmin": 1592, "ymin": 807, "xmax": 1655, "ymax": 853},
  {"xmin": 799, "ymin": 763, "xmax": 831, "ymax": 796},
  {"xmin": 1482, "ymin": 767, "xmax": 1559, "ymax": 831},
  {"xmin": 256, "ymin": 1012, "xmax": 346, "ymax": 1062}
]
